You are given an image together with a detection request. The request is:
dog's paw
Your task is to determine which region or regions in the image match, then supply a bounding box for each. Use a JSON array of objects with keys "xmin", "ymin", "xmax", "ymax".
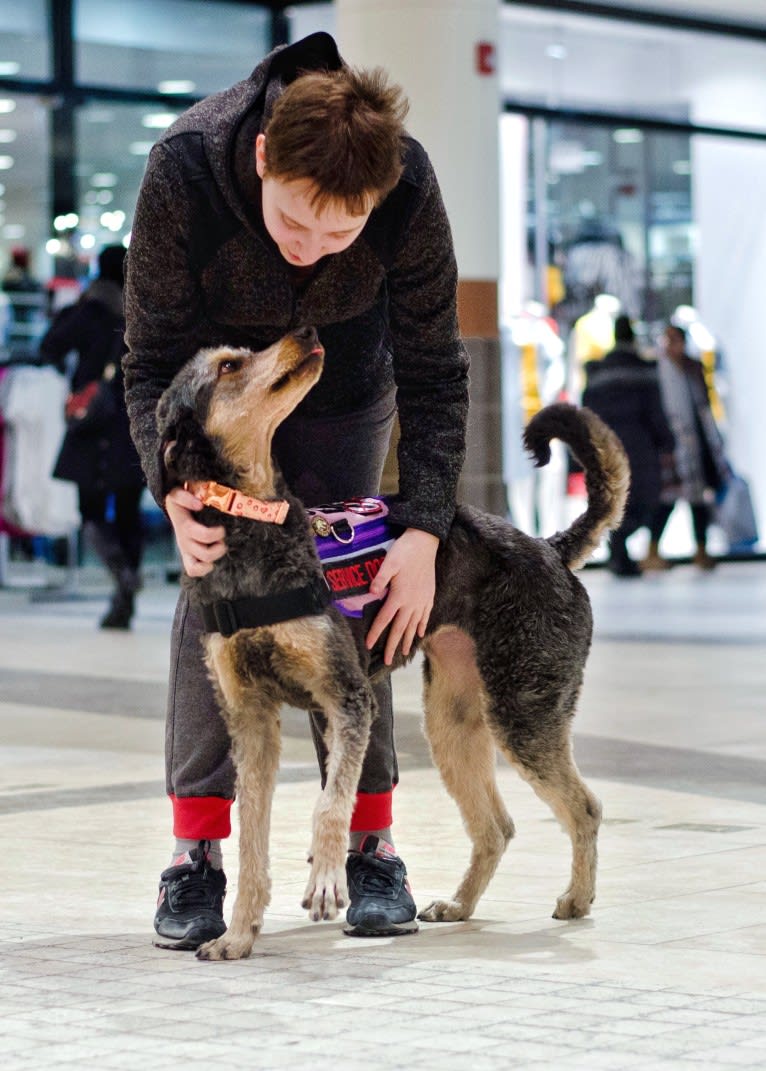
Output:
[
  {"xmin": 417, "ymin": 899, "xmax": 468, "ymax": 923},
  {"xmin": 552, "ymin": 890, "xmax": 593, "ymax": 920},
  {"xmin": 196, "ymin": 932, "xmax": 256, "ymax": 961},
  {"xmin": 301, "ymin": 863, "xmax": 347, "ymax": 922}
]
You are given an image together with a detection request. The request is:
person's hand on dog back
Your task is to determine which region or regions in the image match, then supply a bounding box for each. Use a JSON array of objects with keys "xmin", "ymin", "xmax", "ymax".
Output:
[
  {"xmin": 366, "ymin": 528, "xmax": 439, "ymax": 665},
  {"xmin": 165, "ymin": 486, "xmax": 227, "ymax": 578}
]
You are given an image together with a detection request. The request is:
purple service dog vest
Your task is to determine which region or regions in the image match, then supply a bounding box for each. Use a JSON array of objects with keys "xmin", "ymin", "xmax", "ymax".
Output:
[{"xmin": 308, "ymin": 497, "xmax": 401, "ymax": 618}]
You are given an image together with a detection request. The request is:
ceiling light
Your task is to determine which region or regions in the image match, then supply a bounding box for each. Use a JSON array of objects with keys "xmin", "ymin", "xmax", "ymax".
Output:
[
  {"xmin": 613, "ymin": 128, "xmax": 644, "ymax": 144},
  {"xmin": 0, "ymin": 129, "xmax": 16, "ymax": 143},
  {"xmin": 91, "ymin": 172, "xmax": 118, "ymax": 187},
  {"xmin": 142, "ymin": 112, "xmax": 178, "ymax": 129},
  {"xmin": 79, "ymin": 233, "xmax": 96, "ymax": 250},
  {"xmin": 95, "ymin": 190, "xmax": 114, "ymax": 205},
  {"xmin": 129, "ymin": 141, "xmax": 155, "ymax": 155},
  {"xmin": 0, "ymin": 62, "xmax": 20, "ymax": 76},
  {"xmin": 100, "ymin": 209, "xmax": 126, "ymax": 231},
  {"xmin": 53, "ymin": 212, "xmax": 79, "ymax": 231},
  {"xmin": 582, "ymin": 151, "xmax": 603, "ymax": 167},
  {"xmin": 46, "ymin": 238, "xmax": 62, "ymax": 254},
  {"xmin": 157, "ymin": 80, "xmax": 196, "ymax": 94},
  {"xmin": 0, "ymin": 155, "xmax": 14, "ymax": 169},
  {"xmin": 672, "ymin": 160, "xmax": 692, "ymax": 175},
  {"xmin": 3, "ymin": 223, "xmax": 24, "ymax": 239},
  {"xmin": 0, "ymin": 99, "xmax": 16, "ymax": 114},
  {"xmin": 545, "ymin": 44, "xmax": 567, "ymax": 60}
]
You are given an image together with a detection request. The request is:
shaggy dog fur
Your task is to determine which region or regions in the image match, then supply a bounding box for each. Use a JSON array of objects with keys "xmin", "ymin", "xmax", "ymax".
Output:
[{"xmin": 157, "ymin": 326, "xmax": 629, "ymax": 960}]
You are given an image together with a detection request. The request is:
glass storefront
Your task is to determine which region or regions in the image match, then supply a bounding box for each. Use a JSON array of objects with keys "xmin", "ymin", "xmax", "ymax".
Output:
[
  {"xmin": 0, "ymin": 92, "xmax": 49, "ymax": 357},
  {"xmin": 74, "ymin": 0, "xmax": 270, "ymax": 95},
  {"xmin": 0, "ymin": 1, "xmax": 764, "ymax": 557},
  {"xmin": 0, "ymin": 1, "xmax": 271, "ymax": 328},
  {"xmin": 501, "ymin": 3, "xmax": 766, "ymax": 335},
  {"xmin": 0, "ymin": 0, "xmax": 50, "ymax": 81},
  {"xmin": 75, "ymin": 102, "xmax": 179, "ymax": 254},
  {"xmin": 527, "ymin": 119, "xmax": 694, "ymax": 332}
]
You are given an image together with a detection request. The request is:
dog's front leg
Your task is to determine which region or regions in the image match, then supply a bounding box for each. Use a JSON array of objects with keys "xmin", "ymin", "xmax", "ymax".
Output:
[
  {"xmin": 197, "ymin": 693, "xmax": 282, "ymax": 961},
  {"xmin": 301, "ymin": 685, "xmax": 373, "ymax": 922}
]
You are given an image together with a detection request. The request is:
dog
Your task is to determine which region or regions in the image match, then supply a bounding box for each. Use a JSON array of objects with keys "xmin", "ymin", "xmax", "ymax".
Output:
[{"xmin": 156, "ymin": 326, "xmax": 629, "ymax": 960}]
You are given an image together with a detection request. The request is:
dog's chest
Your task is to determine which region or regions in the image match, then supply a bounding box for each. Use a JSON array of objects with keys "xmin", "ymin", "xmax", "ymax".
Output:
[{"xmin": 206, "ymin": 616, "xmax": 334, "ymax": 713}]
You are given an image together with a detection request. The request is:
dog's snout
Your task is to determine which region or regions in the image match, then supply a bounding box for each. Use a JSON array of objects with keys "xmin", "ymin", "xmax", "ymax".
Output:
[{"xmin": 292, "ymin": 326, "xmax": 318, "ymax": 347}]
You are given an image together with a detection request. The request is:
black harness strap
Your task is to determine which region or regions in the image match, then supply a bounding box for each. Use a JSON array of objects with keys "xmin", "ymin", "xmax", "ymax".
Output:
[{"xmin": 200, "ymin": 576, "xmax": 331, "ymax": 637}]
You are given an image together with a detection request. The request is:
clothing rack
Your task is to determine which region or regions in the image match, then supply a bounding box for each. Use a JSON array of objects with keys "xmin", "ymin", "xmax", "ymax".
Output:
[{"xmin": 0, "ymin": 358, "xmax": 91, "ymax": 597}]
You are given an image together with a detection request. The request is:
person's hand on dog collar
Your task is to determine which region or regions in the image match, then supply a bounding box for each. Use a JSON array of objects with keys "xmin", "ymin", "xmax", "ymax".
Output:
[
  {"xmin": 166, "ymin": 485, "xmax": 227, "ymax": 578},
  {"xmin": 366, "ymin": 528, "xmax": 439, "ymax": 665}
]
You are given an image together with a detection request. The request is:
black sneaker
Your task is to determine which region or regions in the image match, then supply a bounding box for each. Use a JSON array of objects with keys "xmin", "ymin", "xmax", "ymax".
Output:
[
  {"xmin": 608, "ymin": 557, "xmax": 642, "ymax": 578},
  {"xmin": 153, "ymin": 840, "xmax": 227, "ymax": 951},
  {"xmin": 344, "ymin": 835, "xmax": 418, "ymax": 937}
]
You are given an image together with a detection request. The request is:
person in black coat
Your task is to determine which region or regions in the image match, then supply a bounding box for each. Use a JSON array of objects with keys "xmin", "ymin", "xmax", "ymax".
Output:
[
  {"xmin": 583, "ymin": 315, "xmax": 675, "ymax": 576},
  {"xmin": 43, "ymin": 245, "xmax": 145, "ymax": 627}
]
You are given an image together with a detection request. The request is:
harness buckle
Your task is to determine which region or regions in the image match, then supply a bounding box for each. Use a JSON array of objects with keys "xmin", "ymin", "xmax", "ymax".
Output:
[
  {"xmin": 309, "ymin": 576, "xmax": 332, "ymax": 613},
  {"xmin": 213, "ymin": 601, "xmax": 239, "ymax": 637}
]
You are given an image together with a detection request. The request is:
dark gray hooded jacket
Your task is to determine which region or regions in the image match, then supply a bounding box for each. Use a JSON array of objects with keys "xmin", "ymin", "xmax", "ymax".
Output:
[{"xmin": 123, "ymin": 32, "xmax": 469, "ymax": 540}]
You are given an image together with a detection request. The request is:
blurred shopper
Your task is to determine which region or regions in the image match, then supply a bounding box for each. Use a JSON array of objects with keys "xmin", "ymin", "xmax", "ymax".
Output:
[
  {"xmin": 2, "ymin": 247, "xmax": 45, "ymax": 361},
  {"xmin": 647, "ymin": 324, "xmax": 729, "ymax": 571},
  {"xmin": 583, "ymin": 314, "xmax": 675, "ymax": 577},
  {"xmin": 42, "ymin": 245, "xmax": 145, "ymax": 627}
]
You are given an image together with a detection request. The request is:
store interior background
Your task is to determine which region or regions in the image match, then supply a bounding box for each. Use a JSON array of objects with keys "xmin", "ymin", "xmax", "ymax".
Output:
[{"xmin": 1, "ymin": 0, "xmax": 764, "ymax": 569}]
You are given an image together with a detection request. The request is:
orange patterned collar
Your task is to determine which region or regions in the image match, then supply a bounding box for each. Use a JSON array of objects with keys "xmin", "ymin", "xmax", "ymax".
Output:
[{"xmin": 184, "ymin": 480, "xmax": 289, "ymax": 524}]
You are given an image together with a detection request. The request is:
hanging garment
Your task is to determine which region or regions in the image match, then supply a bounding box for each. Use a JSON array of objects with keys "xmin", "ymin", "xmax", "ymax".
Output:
[{"xmin": 1, "ymin": 365, "xmax": 79, "ymax": 535}]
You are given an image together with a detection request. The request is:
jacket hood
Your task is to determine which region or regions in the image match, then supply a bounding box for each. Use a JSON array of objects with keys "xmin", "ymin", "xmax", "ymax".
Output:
[{"xmin": 156, "ymin": 33, "xmax": 343, "ymax": 230}]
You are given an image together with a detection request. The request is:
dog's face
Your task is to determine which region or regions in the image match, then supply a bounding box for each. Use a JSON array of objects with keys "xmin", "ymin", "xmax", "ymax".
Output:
[{"xmin": 158, "ymin": 327, "xmax": 325, "ymax": 492}]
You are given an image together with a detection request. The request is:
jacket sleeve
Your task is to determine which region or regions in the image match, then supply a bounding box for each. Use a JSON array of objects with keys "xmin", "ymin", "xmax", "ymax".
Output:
[
  {"xmin": 38, "ymin": 305, "xmax": 82, "ymax": 372},
  {"xmin": 123, "ymin": 145, "xmax": 207, "ymax": 506},
  {"xmin": 385, "ymin": 156, "xmax": 470, "ymax": 540}
]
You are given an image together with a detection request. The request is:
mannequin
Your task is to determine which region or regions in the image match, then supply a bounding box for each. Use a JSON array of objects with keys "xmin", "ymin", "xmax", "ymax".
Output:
[{"xmin": 503, "ymin": 301, "xmax": 567, "ymax": 537}]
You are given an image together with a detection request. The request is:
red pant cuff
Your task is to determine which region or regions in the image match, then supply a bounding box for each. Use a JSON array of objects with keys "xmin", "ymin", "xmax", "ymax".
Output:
[
  {"xmin": 350, "ymin": 789, "xmax": 393, "ymax": 832},
  {"xmin": 170, "ymin": 795, "xmax": 232, "ymax": 839}
]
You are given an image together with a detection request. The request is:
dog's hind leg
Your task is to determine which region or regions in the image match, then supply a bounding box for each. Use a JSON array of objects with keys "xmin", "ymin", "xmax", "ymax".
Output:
[
  {"xmin": 501, "ymin": 731, "xmax": 601, "ymax": 920},
  {"xmin": 417, "ymin": 628, "xmax": 515, "ymax": 923}
]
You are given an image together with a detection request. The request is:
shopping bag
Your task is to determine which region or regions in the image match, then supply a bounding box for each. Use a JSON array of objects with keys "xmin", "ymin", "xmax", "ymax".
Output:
[
  {"xmin": 714, "ymin": 473, "xmax": 759, "ymax": 550},
  {"xmin": 64, "ymin": 379, "xmax": 100, "ymax": 422}
]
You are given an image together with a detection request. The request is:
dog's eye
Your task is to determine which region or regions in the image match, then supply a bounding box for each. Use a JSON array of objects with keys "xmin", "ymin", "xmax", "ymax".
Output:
[{"xmin": 218, "ymin": 358, "xmax": 242, "ymax": 377}]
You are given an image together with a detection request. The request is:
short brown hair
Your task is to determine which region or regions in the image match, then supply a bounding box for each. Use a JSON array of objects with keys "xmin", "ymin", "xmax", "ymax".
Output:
[{"xmin": 262, "ymin": 66, "xmax": 409, "ymax": 214}]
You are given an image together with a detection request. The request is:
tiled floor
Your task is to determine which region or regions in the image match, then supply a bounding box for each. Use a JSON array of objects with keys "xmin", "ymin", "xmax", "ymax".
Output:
[{"xmin": 1, "ymin": 558, "xmax": 765, "ymax": 1069}]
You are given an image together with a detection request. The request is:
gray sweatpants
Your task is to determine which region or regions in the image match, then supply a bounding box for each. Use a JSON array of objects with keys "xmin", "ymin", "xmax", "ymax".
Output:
[{"xmin": 165, "ymin": 390, "xmax": 399, "ymax": 838}]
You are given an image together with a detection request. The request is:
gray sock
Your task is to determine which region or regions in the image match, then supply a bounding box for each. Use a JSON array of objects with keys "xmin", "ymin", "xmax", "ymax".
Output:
[
  {"xmin": 349, "ymin": 828, "xmax": 394, "ymax": 853},
  {"xmin": 171, "ymin": 838, "xmax": 223, "ymax": 870}
]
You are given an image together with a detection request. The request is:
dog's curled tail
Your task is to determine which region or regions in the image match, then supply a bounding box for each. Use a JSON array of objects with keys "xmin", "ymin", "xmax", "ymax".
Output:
[{"xmin": 524, "ymin": 402, "xmax": 630, "ymax": 571}]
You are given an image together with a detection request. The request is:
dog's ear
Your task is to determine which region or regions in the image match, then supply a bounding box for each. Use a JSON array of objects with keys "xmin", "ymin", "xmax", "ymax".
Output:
[
  {"xmin": 156, "ymin": 369, "xmax": 203, "ymax": 495},
  {"xmin": 157, "ymin": 373, "xmax": 198, "ymax": 442},
  {"xmin": 157, "ymin": 405, "xmax": 200, "ymax": 498},
  {"xmin": 159, "ymin": 436, "xmax": 180, "ymax": 498}
]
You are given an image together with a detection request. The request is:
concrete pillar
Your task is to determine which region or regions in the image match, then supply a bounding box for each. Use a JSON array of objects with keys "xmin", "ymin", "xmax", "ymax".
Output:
[{"xmin": 336, "ymin": 0, "xmax": 505, "ymax": 514}]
